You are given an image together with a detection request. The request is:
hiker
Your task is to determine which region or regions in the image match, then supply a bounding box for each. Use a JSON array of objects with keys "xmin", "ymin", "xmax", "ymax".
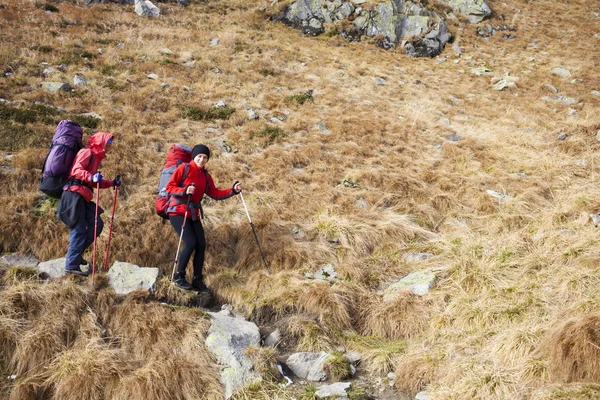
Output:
[
  {"xmin": 166, "ymin": 144, "xmax": 241, "ymax": 292},
  {"xmin": 57, "ymin": 132, "xmax": 121, "ymax": 276}
]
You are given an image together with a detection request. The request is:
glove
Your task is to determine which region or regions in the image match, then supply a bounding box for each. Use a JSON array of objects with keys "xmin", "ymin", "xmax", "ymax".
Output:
[
  {"xmin": 113, "ymin": 175, "xmax": 121, "ymax": 187},
  {"xmin": 232, "ymin": 180, "xmax": 241, "ymax": 194},
  {"xmin": 91, "ymin": 172, "xmax": 103, "ymax": 184}
]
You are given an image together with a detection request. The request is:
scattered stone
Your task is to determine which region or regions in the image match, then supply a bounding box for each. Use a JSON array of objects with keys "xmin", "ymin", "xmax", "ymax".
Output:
[
  {"xmin": 447, "ymin": 0, "xmax": 492, "ymax": 23},
  {"xmin": 551, "ymin": 67, "xmax": 571, "ymax": 78},
  {"xmin": 210, "ymin": 38, "xmax": 219, "ymax": 47},
  {"xmin": 446, "ymin": 134, "xmax": 461, "ymax": 142},
  {"xmin": 160, "ymin": 82, "xmax": 169, "ymax": 89},
  {"xmin": 246, "ymin": 108, "xmax": 258, "ymax": 120},
  {"xmin": 147, "ymin": 74, "xmax": 159, "ymax": 80},
  {"xmin": 182, "ymin": 61, "xmax": 195, "ymax": 68},
  {"xmin": 541, "ymin": 95, "xmax": 580, "ymax": 106},
  {"xmin": 38, "ymin": 258, "xmax": 76, "ymax": 279},
  {"xmin": 570, "ymin": 78, "xmax": 583, "ymax": 84},
  {"xmin": 591, "ymin": 90, "xmax": 600, "ymax": 97},
  {"xmin": 405, "ymin": 252, "xmax": 432, "ymax": 262},
  {"xmin": 206, "ymin": 309, "xmax": 262, "ymax": 399},
  {"xmin": 373, "ymin": 77, "xmax": 388, "ymax": 86},
  {"xmin": 345, "ymin": 351, "xmax": 361, "ymax": 364},
  {"xmin": 568, "ymin": 108, "xmax": 578, "ymax": 116},
  {"xmin": 313, "ymin": 263, "xmax": 338, "ymax": 281},
  {"xmin": 97, "ymin": 48, "xmax": 103, "ymax": 55},
  {"xmin": 487, "ymin": 189, "xmax": 509, "ymax": 201},
  {"xmin": 556, "ymin": 133, "xmax": 568, "ymax": 141},
  {"xmin": 73, "ymin": 75, "xmax": 87, "ymax": 86},
  {"xmin": 354, "ymin": 198, "xmax": 367, "ymax": 209},
  {"xmin": 211, "ymin": 67, "xmax": 222, "ymax": 74},
  {"xmin": 416, "ymin": 392, "xmax": 430, "ymax": 400},
  {"xmin": 383, "ymin": 269, "xmax": 440, "ymax": 301},
  {"xmin": 0, "ymin": 98, "xmax": 6, "ymax": 103},
  {"xmin": 42, "ymin": 82, "xmax": 72, "ymax": 92},
  {"xmin": 596, "ymin": 130, "xmax": 600, "ymax": 142},
  {"xmin": 0, "ymin": 253, "xmax": 39, "ymax": 268},
  {"xmin": 78, "ymin": 112, "xmax": 103, "ymax": 120},
  {"xmin": 214, "ymin": 100, "xmax": 227, "ymax": 108},
  {"xmin": 286, "ymin": 352, "xmax": 331, "ymax": 381},
  {"xmin": 452, "ymin": 43, "xmax": 463, "ymax": 55},
  {"xmin": 471, "ymin": 67, "xmax": 492, "ymax": 76},
  {"xmin": 438, "ymin": 118, "xmax": 451, "ymax": 126},
  {"xmin": 315, "ymin": 382, "xmax": 352, "ymax": 399},
  {"xmin": 590, "ymin": 214, "xmax": 600, "ymax": 227},
  {"xmin": 317, "ymin": 121, "xmax": 331, "ymax": 134},
  {"xmin": 182, "ymin": 85, "xmax": 192, "ymax": 91},
  {"xmin": 43, "ymin": 67, "xmax": 57, "ymax": 75},
  {"xmin": 492, "ymin": 79, "xmax": 517, "ymax": 91},
  {"xmin": 544, "ymin": 84, "xmax": 559, "ymax": 93},
  {"xmin": 107, "ymin": 261, "xmax": 159, "ymax": 295},
  {"xmin": 134, "ymin": 0, "xmax": 160, "ymax": 17},
  {"xmin": 160, "ymin": 48, "xmax": 174, "ymax": 55},
  {"xmin": 264, "ymin": 329, "xmax": 281, "ymax": 347}
]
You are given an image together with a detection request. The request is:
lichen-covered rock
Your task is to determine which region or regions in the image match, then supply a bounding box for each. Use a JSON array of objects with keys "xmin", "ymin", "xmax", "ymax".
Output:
[
  {"xmin": 382, "ymin": 267, "xmax": 449, "ymax": 301},
  {"xmin": 286, "ymin": 351, "xmax": 332, "ymax": 381},
  {"xmin": 42, "ymin": 82, "xmax": 72, "ymax": 92},
  {"xmin": 134, "ymin": 0, "xmax": 160, "ymax": 17},
  {"xmin": 0, "ymin": 253, "xmax": 39, "ymax": 268},
  {"xmin": 316, "ymin": 382, "xmax": 352, "ymax": 398},
  {"xmin": 445, "ymin": 0, "xmax": 491, "ymax": 24},
  {"xmin": 38, "ymin": 258, "xmax": 68, "ymax": 279},
  {"xmin": 206, "ymin": 310, "xmax": 262, "ymax": 399},
  {"xmin": 284, "ymin": 0, "xmax": 326, "ymax": 35},
  {"xmin": 107, "ymin": 261, "xmax": 159, "ymax": 295}
]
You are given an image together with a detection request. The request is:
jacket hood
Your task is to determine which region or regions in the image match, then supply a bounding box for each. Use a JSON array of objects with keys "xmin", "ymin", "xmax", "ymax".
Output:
[{"xmin": 87, "ymin": 132, "xmax": 113, "ymax": 156}]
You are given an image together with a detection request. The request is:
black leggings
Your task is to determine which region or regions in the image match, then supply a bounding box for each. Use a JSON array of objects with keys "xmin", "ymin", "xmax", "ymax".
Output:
[{"xmin": 169, "ymin": 215, "xmax": 206, "ymax": 277}]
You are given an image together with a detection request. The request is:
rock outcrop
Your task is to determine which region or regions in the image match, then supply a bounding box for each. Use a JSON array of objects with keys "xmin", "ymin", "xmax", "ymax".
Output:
[
  {"xmin": 286, "ymin": 351, "xmax": 332, "ymax": 381},
  {"xmin": 205, "ymin": 308, "xmax": 262, "ymax": 399},
  {"xmin": 107, "ymin": 261, "xmax": 159, "ymax": 295}
]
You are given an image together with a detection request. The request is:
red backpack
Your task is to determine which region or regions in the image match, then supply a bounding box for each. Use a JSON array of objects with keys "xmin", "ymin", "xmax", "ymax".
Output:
[{"xmin": 155, "ymin": 144, "xmax": 192, "ymax": 219}]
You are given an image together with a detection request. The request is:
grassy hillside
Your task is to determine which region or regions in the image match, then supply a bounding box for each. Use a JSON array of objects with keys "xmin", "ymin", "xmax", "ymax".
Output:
[{"xmin": 1, "ymin": 0, "xmax": 600, "ymax": 398}]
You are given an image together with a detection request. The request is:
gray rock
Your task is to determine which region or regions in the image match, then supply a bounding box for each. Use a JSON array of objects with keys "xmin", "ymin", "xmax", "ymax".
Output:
[
  {"xmin": 211, "ymin": 67, "xmax": 222, "ymax": 74},
  {"xmin": 568, "ymin": 108, "xmax": 578, "ymax": 116},
  {"xmin": 541, "ymin": 95, "xmax": 580, "ymax": 106},
  {"xmin": 210, "ymin": 38, "xmax": 220, "ymax": 47},
  {"xmin": 160, "ymin": 48, "xmax": 174, "ymax": 55},
  {"xmin": 544, "ymin": 84, "xmax": 559, "ymax": 93},
  {"xmin": 313, "ymin": 263, "xmax": 338, "ymax": 281},
  {"xmin": 416, "ymin": 392, "xmax": 430, "ymax": 400},
  {"xmin": 160, "ymin": 82, "xmax": 169, "ymax": 88},
  {"xmin": 97, "ymin": 48, "xmax": 103, "ymax": 55},
  {"xmin": 591, "ymin": 90, "xmax": 600, "ymax": 97},
  {"xmin": 214, "ymin": 100, "xmax": 227, "ymax": 108},
  {"xmin": 206, "ymin": 310, "xmax": 262, "ymax": 398},
  {"xmin": 286, "ymin": 352, "xmax": 331, "ymax": 381},
  {"xmin": 78, "ymin": 112, "xmax": 103, "ymax": 120},
  {"xmin": 383, "ymin": 269, "xmax": 437, "ymax": 301},
  {"xmin": 492, "ymin": 79, "xmax": 517, "ymax": 91},
  {"xmin": 438, "ymin": 118, "xmax": 451, "ymax": 126},
  {"xmin": 317, "ymin": 120, "xmax": 331, "ymax": 134},
  {"xmin": 551, "ymin": 67, "xmax": 571, "ymax": 78},
  {"xmin": 43, "ymin": 67, "xmax": 57, "ymax": 75},
  {"xmin": 445, "ymin": 0, "xmax": 492, "ymax": 23},
  {"xmin": 446, "ymin": 134, "xmax": 461, "ymax": 142},
  {"xmin": 246, "ymin": 108, "xmax": 258, "ymax": 120},
  {"xmin": 73, "ymin": 75, "xmax": 87, "ymax": 86},
  {"xmin": 345, "ymin": 351, "xmax": 361, "ymax": 363},
  {"xmin": 471, "ymin": 67, "xmax": 492, "ymax": 76},
  {"xmin": 487, "ymin": 189, "xmax": 509, "ymax": 201},
  {"xmin": 373, "ymin": 77, "xmax": 388, "ymax": 86},
  {"xmin": 182, "ymin": 61, "xmax": 195, "ymax": 68},
  {"xmin": 147, "ymin": 73, "xmax": 159, "ymax": 80},
  {"xmin": 405, "ymin": 252, "xmax": 432, "ymax": 262},
  {"xmin": 354, "ymin": 198, "xmax": 367, "ymax": 209},
  {"xmin": 556, "ymin": 133, "xmax": 568, "ymax": 141},
  {"xmin": 42, "ymin": 82, "xmax": 72, "ymax": 92},
  {"xmin": 0, "ymin": 253, "xmax": 39, "ymax": 268},
  {"xmin": 315, "ymin": 382, "xmax": 352, "ymax": 398},
  {"xmin": 134, "ymin": 0, "xmax": 160, "ymax": 16},
  {"xmin": 182, "ymin": 85, "xmax": 192, "ymax": 91},
  {"xmin": 38, "ymin": 258, "xmax": 91, "ymax": 279},
  {"xmin": 596, "ymin": 130, "xmax": 600, "ymax": 142},
  {"xmin": 590, "ymin": 214, "xmax": 600, "ymax": 227},
  {"xmin": 264, "ymin": 328, "xmax": 281, "ymax": 347},
  {"xmin": 107, "ymin": 261, "xmax": 158, "ymax": 295}
]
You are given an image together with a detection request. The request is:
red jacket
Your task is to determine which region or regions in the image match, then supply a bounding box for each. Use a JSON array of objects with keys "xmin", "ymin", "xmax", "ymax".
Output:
[
  {"xmin": 65, "ymin": 132, "xmax": 115, "ymax": 202},
  {"xmin": 165, "ymin": 161, "xmax": 234, "ymax": 220}
]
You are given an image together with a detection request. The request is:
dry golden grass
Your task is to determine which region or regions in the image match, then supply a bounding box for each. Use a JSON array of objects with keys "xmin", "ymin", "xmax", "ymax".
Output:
[{"xmin": 1, "ymin": 0, "xmax": 600, "ymax": 397}]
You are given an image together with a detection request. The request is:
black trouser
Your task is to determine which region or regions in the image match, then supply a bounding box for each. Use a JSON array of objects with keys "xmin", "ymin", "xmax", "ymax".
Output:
[{"xmin": 169, "ymin": 215, "xmax": 206, "ymax": 277}]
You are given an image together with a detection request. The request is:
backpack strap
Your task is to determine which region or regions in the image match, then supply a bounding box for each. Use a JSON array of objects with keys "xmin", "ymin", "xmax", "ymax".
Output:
[{"xmin": 178, "ymin": 163, "xmax": 190, "ymax": 188}]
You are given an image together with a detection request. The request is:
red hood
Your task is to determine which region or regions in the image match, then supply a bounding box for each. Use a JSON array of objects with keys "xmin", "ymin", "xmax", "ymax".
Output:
[{"xmin": 87, "ymin": 132, "xmax": 113, "ymax": 157}]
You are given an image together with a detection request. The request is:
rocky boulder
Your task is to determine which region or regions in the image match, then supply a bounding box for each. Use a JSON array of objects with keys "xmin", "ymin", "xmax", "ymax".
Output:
[
  {"xmin": 444, "ymin": 0, "xmax": 492, "ymax": 24},
  {"xmin": 107, "ymin": 261, "xmax": 159, "ymax": 295},
  {"xmin": 382, "ymin": 266, "xmax": 450, "ymax": 302},
  {"xmin": 205, "ymin": 309, "xmax": 262, "ymax": 399},
  {"xmin": 286, "ymin": 351, "xmax": 332, "ymax": 381},
  {"xmin": 0, "ymin": 253, "xmax": 39, "ymax": 268},
  {"xmin": 277, "ymin": 0, "xmax": 452, "ymax": 56},
  {"xmin": 316, "ymin": 382, "xmax": 352, "ymax": 398}
]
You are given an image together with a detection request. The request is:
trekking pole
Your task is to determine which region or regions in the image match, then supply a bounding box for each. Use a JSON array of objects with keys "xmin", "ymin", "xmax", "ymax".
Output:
[
  {"xmin": 239, "ymin": 192, "xmax": 270, "ymax": 275},
  {"xmin": 91, "ymin": 180, "xmax": 100, "ymax": 284},
  {"xmin": 102, "ymin": 185, "xmax": 119, "ymax": 272},
  {"xmin": 171, "ymin": 184, "xmax": 194, "ymax": 281}
]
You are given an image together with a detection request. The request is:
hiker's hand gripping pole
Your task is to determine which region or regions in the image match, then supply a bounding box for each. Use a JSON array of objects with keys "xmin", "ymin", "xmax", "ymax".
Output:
[
  {"xmin": 171, "ymin": 184, "xmax": 194, "ymax": 281},
  {"xmin": 239, "ymin": 192, "xmax": 270, "ymax": 275}
]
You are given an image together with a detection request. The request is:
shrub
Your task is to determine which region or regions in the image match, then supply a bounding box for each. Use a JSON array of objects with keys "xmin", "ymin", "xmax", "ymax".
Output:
[
  {"xmin": 284, "ymin": 90, "xmax": 314, "ymax": 105},
  {"xmin": 251, "ymin": 127, "xmax": 286, "ymax": 143},
  {"xmin": 182, "ymin": 106, "xmax": 235, "ymax": 121}
]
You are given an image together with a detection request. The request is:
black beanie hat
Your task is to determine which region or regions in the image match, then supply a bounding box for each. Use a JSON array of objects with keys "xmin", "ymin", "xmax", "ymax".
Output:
[{"xmin": 191, "ymin": 144, "xmax": 210, "ymax": 160}]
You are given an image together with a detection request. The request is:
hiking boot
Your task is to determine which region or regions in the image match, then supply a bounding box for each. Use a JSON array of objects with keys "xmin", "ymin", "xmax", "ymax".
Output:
[
  {"xmin": 173, "ymin": 272, "xmax": 193, "ymax": 290},
  {"xmin": 76, "ymin": 256, "xmax": 89, "ymax": 266},
  {"xmin": 65, "ymin": 267, "xmax": 90, "ymax": 277},
  {"xmin": 192, "ymin": 276, "xmax": 211, "ymax": 294}
]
